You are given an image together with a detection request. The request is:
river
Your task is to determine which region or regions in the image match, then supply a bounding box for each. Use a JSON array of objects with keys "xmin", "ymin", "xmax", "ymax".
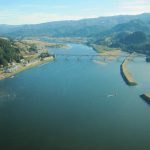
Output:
[{"xmin": 0, "ymin": 43, "xmax": 150, "ymax": 150}]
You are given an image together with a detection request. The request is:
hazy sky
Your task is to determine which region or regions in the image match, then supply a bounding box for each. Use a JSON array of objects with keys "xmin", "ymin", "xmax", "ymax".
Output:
[{"xmin": 0, "ymin": 0, "xmax": 150, "ymax": 25}]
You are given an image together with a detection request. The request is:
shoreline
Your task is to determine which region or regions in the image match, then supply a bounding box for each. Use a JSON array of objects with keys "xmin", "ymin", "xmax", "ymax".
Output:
[
  {"xmin": 120, "ymin": 56, "xmax": 137, "ymax": 86},
  {"xmin": 91, "ymin": 44, "xmax": 137, "ymax": 86},
  {"xmin": 0, "ymin": 56, "xmax": 54, "ymax": 81},
  {"xmin": 90, "ymin": 44, "xmax": 121, "ymax": 60},
  {"xmin": 0, "ymin": 38, "xmax": 70, "ymax": 81},
  {"xmin": 22, "ymin": 40, "xmax": 70, "ymax": 49}
]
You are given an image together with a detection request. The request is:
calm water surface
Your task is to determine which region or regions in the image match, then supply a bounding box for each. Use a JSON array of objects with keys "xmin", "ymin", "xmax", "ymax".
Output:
[{"xmin": 0, "ymin": 44, "xmax": 150, "ymax": 150}]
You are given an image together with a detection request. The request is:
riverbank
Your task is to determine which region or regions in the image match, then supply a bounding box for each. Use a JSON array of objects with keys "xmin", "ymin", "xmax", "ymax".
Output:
[
  {"xmin": 40, "ymin": 37, "xmax": 88, "ymax": 44},
  {"xmin": 121, "ymin": 56, "xmax": 137, "ymax": 86},
  {"xmin": 0, "ymin": 38, "xmax": 71, "ymax": 81},
  {"xmin": 0, "ymin": 56, "xmax": 54, "ymax": 80},
  {"xmin": 90, "ymin": 44, "xmax": 121, "ymax": 60},
  {"xmin": 22, "ymin": 40, "xmax": 70, "ymax": 49}
]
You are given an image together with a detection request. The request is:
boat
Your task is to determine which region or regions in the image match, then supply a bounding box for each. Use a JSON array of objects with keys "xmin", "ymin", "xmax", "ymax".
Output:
[
  {"xmin": 107, "ymin": 94, "xmax": 117, "ymax": 98},
  {"xmin": 10, "ymin": 76, "xmax": 15, "ymax": 78}
]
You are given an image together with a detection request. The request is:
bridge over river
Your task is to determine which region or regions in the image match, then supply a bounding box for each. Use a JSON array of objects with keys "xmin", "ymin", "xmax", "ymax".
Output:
[{"xmin": 51, "ymin": 53, "xmax": 148, "ymax": 62}]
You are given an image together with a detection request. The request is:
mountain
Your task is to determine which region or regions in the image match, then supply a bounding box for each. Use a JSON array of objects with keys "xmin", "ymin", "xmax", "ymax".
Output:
[
  {"xmin": 111, "ymin": 20, "xmax": 150, "ymax": 33},
  {"xmin": 0, "ymin": 25, "xmax": 21, "ymax": 35},
  {"xmin": 0, "ymin": 13, "xmax": 150, "ymax": 38},
  {"xmin": 0, "ymin": 13, "xmax": 150, "ymax": 57},
  {"xmin": 95, "ymin": 31, "xmax": 150, "ymax": 56}
]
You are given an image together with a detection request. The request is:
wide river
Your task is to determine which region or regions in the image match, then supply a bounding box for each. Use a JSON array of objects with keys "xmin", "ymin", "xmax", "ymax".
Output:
[{"xmin": 0, "ymin": 43, "xmax": 150, "ymax": 150}]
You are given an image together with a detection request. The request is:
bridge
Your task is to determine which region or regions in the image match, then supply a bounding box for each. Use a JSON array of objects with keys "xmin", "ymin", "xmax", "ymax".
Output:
[
  {"xmin": 51, "ymin": 53, "xmax": 148, "ymax": 62},
  {"xmin": 52, "ymin": 53, "xmax": 145, "ymax": 57}
]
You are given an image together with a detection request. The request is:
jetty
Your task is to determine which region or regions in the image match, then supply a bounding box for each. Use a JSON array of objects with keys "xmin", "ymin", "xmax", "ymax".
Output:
[
  {"xmin": 140, "ymin": 94, "xmax": 150, "ymax": 102},
  {"xmin": 121, "ymin": 56, "xmax": 137, "ymax": 86}
]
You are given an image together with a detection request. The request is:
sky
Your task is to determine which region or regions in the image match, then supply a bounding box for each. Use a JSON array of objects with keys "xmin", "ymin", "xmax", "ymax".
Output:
[{"xmin": 0, "ymin": 0, "xmax": 150, "ymax": 25}]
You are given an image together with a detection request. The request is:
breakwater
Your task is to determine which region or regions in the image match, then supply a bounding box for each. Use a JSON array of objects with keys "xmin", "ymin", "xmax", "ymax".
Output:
[{"xmin": 121, "ymin": 57, "xmax": 137, "ymax": 86}]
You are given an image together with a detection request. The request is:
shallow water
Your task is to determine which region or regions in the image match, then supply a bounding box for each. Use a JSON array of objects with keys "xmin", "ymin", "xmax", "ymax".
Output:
[{"xmin": 0, "ymin": 44, "xmax": 150, "ymax": 150}]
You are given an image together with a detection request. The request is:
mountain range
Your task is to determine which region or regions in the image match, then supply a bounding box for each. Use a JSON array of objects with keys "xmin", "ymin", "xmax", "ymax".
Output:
[
  {"xmin": 0, "ymin": 13, "xmax": 150, "ymax": 66},
  {"xmin": 0, "ymin": 13, "xmax": 150, "ymax": 38}
]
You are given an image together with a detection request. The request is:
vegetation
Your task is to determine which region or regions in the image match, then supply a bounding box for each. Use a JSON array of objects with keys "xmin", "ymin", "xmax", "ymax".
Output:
[
  {"xmin": 0, "ymin": 13, "xmax": 150, "ymax": 38},
  {"xmin": 94, "ymin": 31, "xmax": 150, "ymax": 56},
  {"xmin": 29, "ymin": 44, "xmax": 38, "ymax": 52},
  {"xmin": 0, "ymin": 13, "xmax": 150, "ymax": 56},
  {"xmin": 0, "ymin": 38, "xmax": 22, "ymax": 66},
  {"xmin": 112, "ymin": 31, "xmax": 150, "ymax": 55},
  {"xmin": 0, "ymin": 38, "xmax": 56, "ymax": 80}
]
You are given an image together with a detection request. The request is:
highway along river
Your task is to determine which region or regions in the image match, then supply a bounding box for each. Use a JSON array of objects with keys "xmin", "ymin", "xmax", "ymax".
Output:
[{"xmin": 0, "ymin": 43, "xmax": 150, "ymax": 150}]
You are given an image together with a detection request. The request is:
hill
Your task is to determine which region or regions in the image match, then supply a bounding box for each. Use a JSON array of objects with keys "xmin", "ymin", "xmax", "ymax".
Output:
[
  {"xmin": 0, "ymin": 13, "xmax": 150, "ymax": 56},
  {"xmin": 94, "ymin": 31, "xmax": 150, "ymax": 56},
  {"xmin": 0, "ymin": 13, "xmax": 150, "ymax": 38}
]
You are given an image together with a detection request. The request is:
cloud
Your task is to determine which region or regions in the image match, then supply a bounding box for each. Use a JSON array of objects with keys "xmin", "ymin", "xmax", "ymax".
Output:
[
  {"xmin": 81, "ymin": 0, "xmax": 150, "ymax": 17},
  {"xmin": 118, "ymin": 0, "xmax": 150, "ymax": 15},
  {"xmin": 0, "ymin": 12, "xmax": 97, "ymax": 25},
  {"xmin": 93, "ymin": 0, "xmax": 150, "ymax": 17},
  {"xmin": 19, "ymin": 4, "xmax": 69, "ymax": 9},
  {"xmin": 0, "ymin": 11, "xmax": 16, "ymax": 18},
  {"xmin": 0, "ymin": 0, "xmax": 150, "ymax": 25}
]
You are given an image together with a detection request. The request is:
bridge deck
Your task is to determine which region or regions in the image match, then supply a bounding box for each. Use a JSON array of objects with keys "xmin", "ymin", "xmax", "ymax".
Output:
[{"xmin": 52, "ymin": 53, "xmax": 145, "ymax": 57}]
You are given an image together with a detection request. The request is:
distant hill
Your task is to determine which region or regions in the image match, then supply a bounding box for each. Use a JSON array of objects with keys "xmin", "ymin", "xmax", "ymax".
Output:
[
  {"xmin": 0, "ymin": 13, "xmax": 150, "ymax": 56},
  {"xmin": 95, "ymin": 31, "xmax": 150, "ymax": 56},
  {"xmin": 111, "ymin": 20, "xmax": 150, "ymax": 33},
  {"xmin": 0, "ymin": 13, "xmax": 150, "ymax": 38}
]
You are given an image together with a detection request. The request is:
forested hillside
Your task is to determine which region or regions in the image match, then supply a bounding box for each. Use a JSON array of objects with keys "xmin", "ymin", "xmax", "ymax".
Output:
[
  {"xmin": 0, "ymin": 38, "xmax": 22, "ymax": 66},
  {"xmin": 0, "ymin": 13, "xmax": 150, "ymax": 56},
  {"xmin": 0, "ymin": 13, "xmax": 150, "ymax": 38},
  {"xmin": 94, "ymin": 31, "xmax": 150, "ymax": 55}
]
